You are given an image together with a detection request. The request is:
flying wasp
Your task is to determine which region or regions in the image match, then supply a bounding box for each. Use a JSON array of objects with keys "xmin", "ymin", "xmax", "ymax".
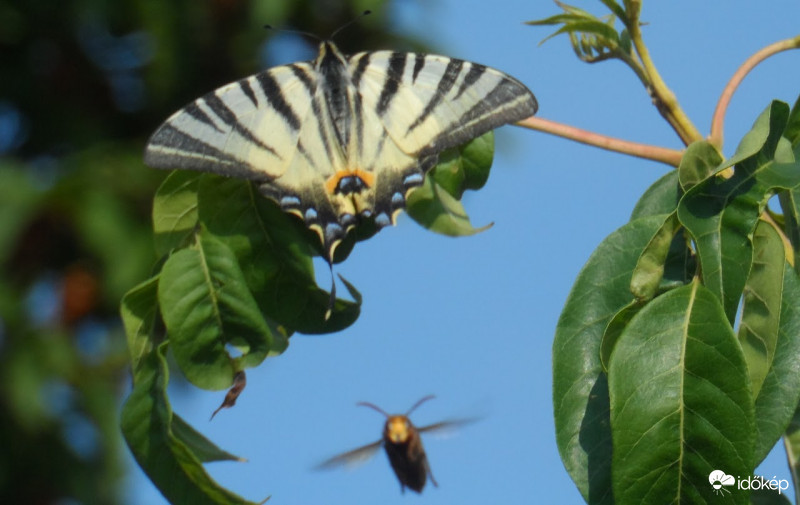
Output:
[{"xmin": 315, "ymin": 395, "xmax": 473, "ymax": 493}]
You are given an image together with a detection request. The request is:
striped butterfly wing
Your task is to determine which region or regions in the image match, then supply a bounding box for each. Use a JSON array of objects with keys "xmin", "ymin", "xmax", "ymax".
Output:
[
  {"xmin": 352, "ymin": 51, "xmax": 538, "ymax": 158},
  {"xmin": 144, "ymin": 61, "xmax": 354, "ymax": 255},
  {"xmin": 145, "ymin": 42, "xmax": 537, "ymax": 262},
  {"xmin": 144, "ymin": 63, "xmax": 315, "ymax": 183},
  {"xmin": 343, "ymin": 50, "xmax": 537, "ymax": 245}
]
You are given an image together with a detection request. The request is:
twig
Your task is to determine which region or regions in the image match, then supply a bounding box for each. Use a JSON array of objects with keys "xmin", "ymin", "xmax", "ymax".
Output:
[
  {"xmin": 709, "ymin": 35, "xmax": 800, "ymax": 149},
  {"xmin": 516, "ymin": 116, "xmax": 683, "ymax": 167},
  {"xmin": 625, "ymin": 6, "xmax": 704, "ymax": 145}
]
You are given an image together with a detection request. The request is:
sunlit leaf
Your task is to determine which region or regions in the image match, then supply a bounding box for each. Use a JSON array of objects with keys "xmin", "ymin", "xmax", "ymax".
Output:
[
  {"xmin": 754, "ymin": 265, "xmax": 800, "ymax": 463},
  {"xmin": 158, "ymin": 230, "xmax": 274, "ymax": 390},
  {"xmin": 678, "ymin": 101, "xmax": 800, "ymax": 323},
  {"xmin": 553, "ymin": 215, "xmax": 665, "ymax": 504},
  {"xmin": 609, "ymin": 282, "xmax": 753, "ymax": 505},
  {"xmin": 121, "ymin": 344, "xmax": 262, "ymax": 505},
  {"xmin": 153, "ymin": 170, "xmax": 200, "ymax": 256},
  {"xmin": 678, "ymin": 140, "xmax": 723, "ymax": 191},
  {"xmin": 739, "ymin": 221, "xmax": 785, "ymax": 398}
]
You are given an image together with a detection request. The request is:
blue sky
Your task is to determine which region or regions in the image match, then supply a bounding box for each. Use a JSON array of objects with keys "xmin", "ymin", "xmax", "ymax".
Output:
[{"xmin": 127, "ymin": 1, "xmax": 800, "ymax": 503}]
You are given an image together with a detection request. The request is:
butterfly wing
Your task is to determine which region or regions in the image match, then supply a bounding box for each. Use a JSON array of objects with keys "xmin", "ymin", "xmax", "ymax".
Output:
[
  {"xmin": 145, "ymin": 59, "xmax": 354, "ymax": 257},
  {"xmin": 314, "ymin": 439, "xmax": 384, "ymax": 471},
  {"xmin": 343, "ymin": 50, "xmax": 537, "ymax": 231},
  {"xmin": 351, "ymin": 51, "xmax": 538, "ymax": 157},
  {"xmin": 145, "ymin": 44, "xmax": 538, "ymax": 261},
  {"xmin": 144, "ymin": 62, "xmax": 316, "ymax": 182}
]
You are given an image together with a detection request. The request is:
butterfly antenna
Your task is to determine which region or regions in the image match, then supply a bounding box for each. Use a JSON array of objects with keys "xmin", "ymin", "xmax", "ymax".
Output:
[
  {"xmin": 405, "ymin": 395, "xmax": 436, "ymax": 416},
  {"xmin": 357, "ymin": 401, "xmax": 391, "ymax": 418},
  {"xmin": 262, "ymin": 24, "xmax": 321, "ymax": 43},
  {"xmin": 330, "ymin": 10, "xmax": 371, "ymax": 40}
]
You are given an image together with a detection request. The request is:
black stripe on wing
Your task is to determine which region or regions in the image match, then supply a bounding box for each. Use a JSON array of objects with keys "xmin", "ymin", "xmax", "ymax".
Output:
[
  {"xmin": 145, "ymin": 124, "xmax": 268, "ymax": 180},
  {"xmin": 255, "ymin": 71, "xmax": 303, "ymax": 131},
  {"xmin": 424, "ymin": 77, "xmax": 537, "ymax": 155},
  {"xmin": 202, "ymin": 93, "xmax": 279, "ymax": 156},
  {"xmin": 405, "ymin": 58, "xmax": 464, "ymax": 132},
  {"xmin": 376, "ymin": 52, "xmax": 407, "ymax": 115}
]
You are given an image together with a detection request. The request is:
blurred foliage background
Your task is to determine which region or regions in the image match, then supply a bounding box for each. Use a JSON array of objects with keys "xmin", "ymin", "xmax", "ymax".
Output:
[{"xmin": 0, "ymin": 0, "xmax": 423, "ymax": 502}]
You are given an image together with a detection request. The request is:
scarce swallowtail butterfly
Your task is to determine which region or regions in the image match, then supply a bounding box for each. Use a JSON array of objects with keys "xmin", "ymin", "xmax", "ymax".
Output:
[{"xmin": 144, "ymin": 40, "xmax": 537, "ymax": 263}]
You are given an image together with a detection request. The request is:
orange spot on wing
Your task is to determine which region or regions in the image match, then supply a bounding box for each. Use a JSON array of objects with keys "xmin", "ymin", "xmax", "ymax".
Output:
[{"xmin": 325, "ymin": 169, "xmax": 375, "ymax": 195}]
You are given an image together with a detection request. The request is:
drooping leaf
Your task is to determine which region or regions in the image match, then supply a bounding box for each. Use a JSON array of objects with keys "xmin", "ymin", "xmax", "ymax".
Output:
[
  {"xmin": 678, "ymin": 140, "xmax": 724, "ymax": 191},
  {"xmin": 158, "ymin": 230, "xmax": 277, "ymax": 391},
  {"xmin": 407, "ymin": 133, "xmax": 494, "ymax": 236},
  {"xmin": 430, "ymin": 131, "xmax": 494, "ymax": 198},
  {"xmin": 630, "ymin": 211, "xmax": 681, "ymax": 301},
  {"xmin": 406, "ymin": 172, "xmax": 493, "ymax": 236},
  {"xmin": 153, "ymin": 170, "xmax": 200, "ymax": 256},
  {"xmin": 120, "ymin": 275, "xmax": 160, "ymax": 374},
  {"xmin": 197, "ymin": 174, "xmax": 360, "ymax": 334},
  {"xmin": 608, "ymin": 282, "xmax": 753, "ymax": 505},
  {"xmin": 754, "ymin": 265, "xmax": 800, "ymax": 463},
  {"xmin": 121, "ymin": 344, "xmax": 262, "ymax": 505},
  {"xmin": 553, "ymin": 214, "xmax": 666, "ymax": 504},
  {"xmin": 171, "ymin": 414, "xmax": 243, "ymax": 463},
  {"xmin": 739, "ymin": 221, "xmax": 785, "ymax": 398},
  {"xmin": 678, "ymin": 101, "xmax": 800, "ymax": 323}
]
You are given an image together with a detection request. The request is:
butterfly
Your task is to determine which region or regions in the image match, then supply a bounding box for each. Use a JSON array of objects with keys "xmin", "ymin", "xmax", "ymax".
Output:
[
  {"xmin": 144, "ymin": 39, "xmax": 538, "ymax": 263},
  {"xmin": 315, "ymin": 395, "xmax": 474, "ymax": 493}
]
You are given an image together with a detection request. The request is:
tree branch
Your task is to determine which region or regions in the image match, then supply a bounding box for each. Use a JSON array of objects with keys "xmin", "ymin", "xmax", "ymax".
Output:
[
  {"xmin": 516, "ymin": 116, "xmax": 683, "ymax": 167},
  {"xmin": 709, "ymin": 35, "xmax": 800, "ymax": 149},
  {"xmin": 625, "ymin": 4, "xmax": 704, "ymax": 145}
]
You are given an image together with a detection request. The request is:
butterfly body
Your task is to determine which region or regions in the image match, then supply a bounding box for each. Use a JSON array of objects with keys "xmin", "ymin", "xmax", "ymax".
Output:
[{"xmin": 145, "ymin": 41, "xmax": 537, "ymax": 261}]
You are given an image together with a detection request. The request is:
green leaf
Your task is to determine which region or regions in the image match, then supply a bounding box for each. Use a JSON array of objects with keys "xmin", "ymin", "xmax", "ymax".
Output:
[
  {"xmin": 121, "ymin": 344, "xmax": 262, "ymax": 505},
  {"xmin": 678, "ymin": 101, "xmax": 799, "ymax": 322},
  {"xmin": 753, "ymin": 265, "xmax": 800, "ymax": 464},
  {"xmin": 739, "ymin": 221, "xmax": 785, "ymax": 398},
  {"xmin": 630, "ymin": 170, "xmax": 680, "ymax": 220},
  {"xmin": 599, "ymin": 300, "xmax": 642, "ymax": 372},
  {"xmin": 783, "ymin": 93, "xmax": 800, "ymax": 149},
  {"xmin": 779, "ymin": 190, "xmax": 800, "ymax": 268},
  {"xmin": 153, "ymin": 170, "xmax": 200, "ymax": 256},
  {"xmin": 197, "ymin": 175, "xmax": 361, "ymax": 334},
  {"xmin": 171, "ymin": 415, "xmax": 243, "ymax": 463},
  {"xmin": 678, "ymin": 140, "xmax": 724, "ymax": 191},
  {"xmin": 158, "ymin": 230, "xmax": 275, "ymax": 390},
  {"xmin": 120, "ymin": 275, "xmax": 160, "ymax": 374},
  {"xmin": 431, "ymin": 131, "xmax": 494, "ymax": 198},
  {"xmin": 407, "ymin": 132, "xmax": 495, "ymax": 236},
  {"xmin": 630, "ymin": 212, "xmax": 680, "ymax": 301},
  {"xmin": 609, "ymin": 282, "xmax": 754, "ymax": 505},
  {"xmin": 406, "ymin": 173, "xmax": 492, "ymax": 236},
  {"xmin": 553, "ymin": 214, "xmax": 666, "ymax": 505}
]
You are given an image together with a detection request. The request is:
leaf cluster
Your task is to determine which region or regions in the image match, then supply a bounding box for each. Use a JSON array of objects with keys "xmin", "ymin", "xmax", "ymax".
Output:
[
  {"xmin": 553, "ymin": 96, "xmax": 800, "ymax": 504},
  {"xmin": 119, "ymin": 131, "xmax": 496, "ymax": 502}
]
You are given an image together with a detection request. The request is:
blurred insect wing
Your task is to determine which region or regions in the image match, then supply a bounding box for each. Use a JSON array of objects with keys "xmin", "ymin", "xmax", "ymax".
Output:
[{"xmin": 314, "ymin": 439, "xmax": 384, "ymax": 470}]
